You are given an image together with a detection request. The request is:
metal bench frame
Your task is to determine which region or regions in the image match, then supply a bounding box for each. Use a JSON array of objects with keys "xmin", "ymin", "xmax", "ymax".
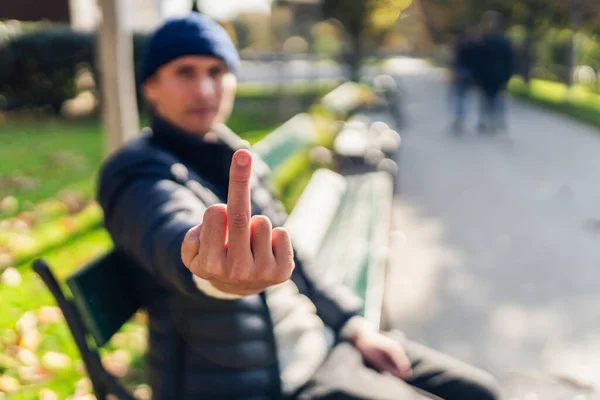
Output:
[{"xmin": 33, "ymin": 258, "xmax": 135, "ymax": 400}]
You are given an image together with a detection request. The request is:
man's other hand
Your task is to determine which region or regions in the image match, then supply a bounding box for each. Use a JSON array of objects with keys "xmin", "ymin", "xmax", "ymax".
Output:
[{"xmin": 354, "ymin": 327, "xmax": 413, "ymax": 380}]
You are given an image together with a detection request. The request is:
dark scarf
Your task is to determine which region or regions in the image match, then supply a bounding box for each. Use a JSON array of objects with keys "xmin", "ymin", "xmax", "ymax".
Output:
[{"xmin": 149, "ymin": 115, "xmax": 247, "ymax": 201}]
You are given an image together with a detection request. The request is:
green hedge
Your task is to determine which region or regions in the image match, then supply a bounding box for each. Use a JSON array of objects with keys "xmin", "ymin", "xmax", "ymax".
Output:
[
  {"xmin": 0, "ymin": 28, "xmax": 149, "ymax": 113},
  {"xmin": 508, "ymin": 26, "xmax": 600, "ymax": 85},
  {"xmin": 509, "ymin": 77, "xmax": 600, "ymax": 128}
]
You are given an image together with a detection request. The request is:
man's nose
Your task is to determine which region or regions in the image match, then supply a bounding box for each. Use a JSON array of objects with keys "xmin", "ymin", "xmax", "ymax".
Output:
[{"xmin": 197, "ymin": 76, "xmax": 216, "ymax": 98}]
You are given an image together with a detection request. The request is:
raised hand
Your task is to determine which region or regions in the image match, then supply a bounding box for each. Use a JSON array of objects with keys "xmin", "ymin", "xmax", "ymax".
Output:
[{"xmin": 181, "ymin": 149, "xmax": 295, "ymax": 296}]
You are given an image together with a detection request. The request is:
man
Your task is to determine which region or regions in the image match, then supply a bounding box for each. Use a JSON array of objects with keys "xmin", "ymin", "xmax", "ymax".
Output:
[
  {"xmin": 474, "ymin": 11, "xmax": 514, "ymax": 134},
  {"xmin": 98, "ymin": 12, "xmax": 501, "ymax": 400},
  {"xmin": 450, "ymin": 24, "xmax": 478, "ymax": 134}
]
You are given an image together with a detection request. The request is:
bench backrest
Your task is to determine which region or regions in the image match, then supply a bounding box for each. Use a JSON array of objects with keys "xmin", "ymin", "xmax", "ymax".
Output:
[
  {"xmin": 253, "ymin": 113, "xmax": 316, "ymax": 172},
  {"xmin": 284, "ymin": 169, "xmax": 348, "ymax": 263},
  {"xmin": 321, "ymin": 82, "xmax": 367, "ymax": 115},
  {"xmin": 286, "ymin": 169, "xmax": 394, "ymax": 330},
  {"xmin": 66, "ymin": 251, "xmax": 141, "ymax": 347}
]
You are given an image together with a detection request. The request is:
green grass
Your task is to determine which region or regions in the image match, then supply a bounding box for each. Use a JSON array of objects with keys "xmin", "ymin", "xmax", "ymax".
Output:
[
  {"xmin": 508, "ymin": 77, "xmax": 600, "ymax": 127},
  {"xmin": 0, "ymin": 119, "xmax": 102, "ymax": 207},
  {"xmin": 0, "ymin": 228, "xmax": 111, "ymax": 336},
  {"xmin": 1, "ymin": 204, "xmax": 103, "ymax": 270}
]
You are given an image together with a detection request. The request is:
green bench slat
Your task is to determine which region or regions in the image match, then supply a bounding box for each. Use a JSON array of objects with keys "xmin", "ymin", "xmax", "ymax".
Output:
[
  {"xmin": 322, "ymin": 176, "xmax": 369, "ymax": 286},
  {"xmin": 66, "ymin": 251, "xmax": 140, "ymax": 347},
  {"xmin": 341, "ymin": 176, "xmax": 376, "ymax": 289},
  {"xmin": 302, "ymin": 171, "xmax": 393, "ymax": 328},
  {"xmin": 309, "ymin": 175, "xmax": 371, "ymax": 294},
  {"xmin": 285, "ymin": 169, "xmax": 348, "ymax": 263},
  {"xmin": 350, "ymin": 178, "xmax": 375, "ymax": 301},
  {"xmin": 253, "ymin": 113, "xmax": 316, "ymax": 172},
  {"xmin": 362, "ymin": 172, "xmax": 394, "ymax": 328},
  {"xmin": 308, "ymin": 178, "xmax": 358, "ymax": 284}
]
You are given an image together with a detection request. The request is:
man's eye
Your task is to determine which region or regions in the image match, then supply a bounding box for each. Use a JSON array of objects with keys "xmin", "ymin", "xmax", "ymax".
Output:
[
  {"xmin": 209, "ymin": 67, "xmax": 225, "ymax": 78},
  {"xmin": 177, "ymin": 68, "xmax": 194, "ymax": 78}
]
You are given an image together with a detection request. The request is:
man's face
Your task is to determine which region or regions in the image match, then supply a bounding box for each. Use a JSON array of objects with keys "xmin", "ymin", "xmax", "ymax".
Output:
[{"xmin": 143, "ymin": 56, "xmax": 237, "ymax": 136}]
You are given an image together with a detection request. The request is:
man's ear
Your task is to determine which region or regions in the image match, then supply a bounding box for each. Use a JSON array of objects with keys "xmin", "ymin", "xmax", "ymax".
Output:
[
  {"xmin": 142, "ymin": 79, "xmax": 156, "ymax": 104},
  {"xmin": 142, "ymin": 78, "xmax": 159, "ymax": 113}
]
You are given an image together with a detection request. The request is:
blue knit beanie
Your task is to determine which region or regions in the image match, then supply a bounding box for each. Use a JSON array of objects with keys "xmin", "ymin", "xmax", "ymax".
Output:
[{"xmin": 142, "ymin": 13, "xmax": 240, "ymax": 82}]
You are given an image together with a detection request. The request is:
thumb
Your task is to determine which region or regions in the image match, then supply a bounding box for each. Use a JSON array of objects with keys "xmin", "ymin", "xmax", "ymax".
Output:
[
  {"xmin": 386, "ymin": 346, "xmax": 412, "ymax": 379},
  {"xmin": 181, "ymin": 224, "xmax": 202, "ymax": 268}
]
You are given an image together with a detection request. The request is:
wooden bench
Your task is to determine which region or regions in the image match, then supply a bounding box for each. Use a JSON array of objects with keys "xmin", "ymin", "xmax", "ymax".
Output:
[{"xmin": 284, "ymin": 168, "xmax": 394, "ymax": 330}]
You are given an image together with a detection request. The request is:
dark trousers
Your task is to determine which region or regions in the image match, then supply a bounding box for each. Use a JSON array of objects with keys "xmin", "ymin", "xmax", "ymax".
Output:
[
  {"xmin": 452, "ymin": 67, "xmax": 472, "ymax": 124},
  {"xmin": 289, "ymin": 331, "xmax": 501, "ymax": 400},
  {"xmin": 478, "ymin": 85, "xmax": 506, "ymax": 132}
]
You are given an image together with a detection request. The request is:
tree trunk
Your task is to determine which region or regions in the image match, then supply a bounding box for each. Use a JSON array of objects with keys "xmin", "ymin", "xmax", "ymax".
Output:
[
  {"xmin": 270, "ymin": 5, "xmax": 288, "ymax": 119},
  {"xmin": 566, "ymin": 0, "xmax": 583, "ymax": 87},
  {"xmin": 98, "ymin": 0, "xmax": 139, "ymax": 158},
  {"xmin": 566, "ymin": 33, "xmax": 575, "ymax": 87},
  {"xmin": 348, "ymin": 22, "xmax": 362, "ymax": 82},
  {"xmin": 522, "ymin": 31, "xmax": 534, "ymax": 84},
  {"xmin": 418, "ymin": 0, "xmax": 442, "ymax": 44}
]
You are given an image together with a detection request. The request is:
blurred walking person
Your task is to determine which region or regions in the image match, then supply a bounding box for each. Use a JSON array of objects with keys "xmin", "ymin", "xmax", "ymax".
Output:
[
  {"xmin": 450, "ymin": 24, "xmax": 478, "ymax": 134},
  {"xmin": 474, "ymin": 11, "xmax": 513, "ymax": 134}
]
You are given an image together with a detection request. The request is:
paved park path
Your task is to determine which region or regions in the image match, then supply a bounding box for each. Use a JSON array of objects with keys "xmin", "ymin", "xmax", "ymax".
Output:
[{"xmin": 382, "ymin": 59, "xmax": 600, "ymax": 398}]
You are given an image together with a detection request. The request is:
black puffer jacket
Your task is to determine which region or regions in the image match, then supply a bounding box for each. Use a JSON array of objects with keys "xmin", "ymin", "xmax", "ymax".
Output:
[
  {"xmin": 474, "ymin": 32, "xmax": 514, "ymax": 89},
  {"xmin": 97, "ymin": 116, "xmax": 363, "ymax": 399}
]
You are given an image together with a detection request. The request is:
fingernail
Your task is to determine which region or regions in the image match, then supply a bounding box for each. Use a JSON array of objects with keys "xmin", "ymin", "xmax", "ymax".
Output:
[{"xmin": 236, "ymin": 152, "xmax": 249, "ymax": 167}]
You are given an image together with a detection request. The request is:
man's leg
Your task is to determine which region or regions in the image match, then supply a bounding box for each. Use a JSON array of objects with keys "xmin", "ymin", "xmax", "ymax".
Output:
[
  {"xmin": 291, "ymin": 341, "xmax": 436, "ymax": 400},
  {"xmin": 387, "ymin": 332, "xmax": 501, "ymax": 400},
  {"xmin": 452, "ymin": 70, "xmax": 469, "ymax": 133},
  {"xmin": 477, "ymin": 87, "xmax": 491, "ymax": 133},
  {"xmin": 494, "ymin": 90, "xmax": 508, "ymax": 132},
  {"xmin": 487, "ymin": 88, "xmax": 502, "ymax": 133}
]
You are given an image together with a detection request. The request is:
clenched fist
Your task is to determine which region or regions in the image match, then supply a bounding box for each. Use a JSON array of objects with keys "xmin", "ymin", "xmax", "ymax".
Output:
[{"xmin": 181, "ymin": 149, "xmax": 295, "ymax": 296}]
